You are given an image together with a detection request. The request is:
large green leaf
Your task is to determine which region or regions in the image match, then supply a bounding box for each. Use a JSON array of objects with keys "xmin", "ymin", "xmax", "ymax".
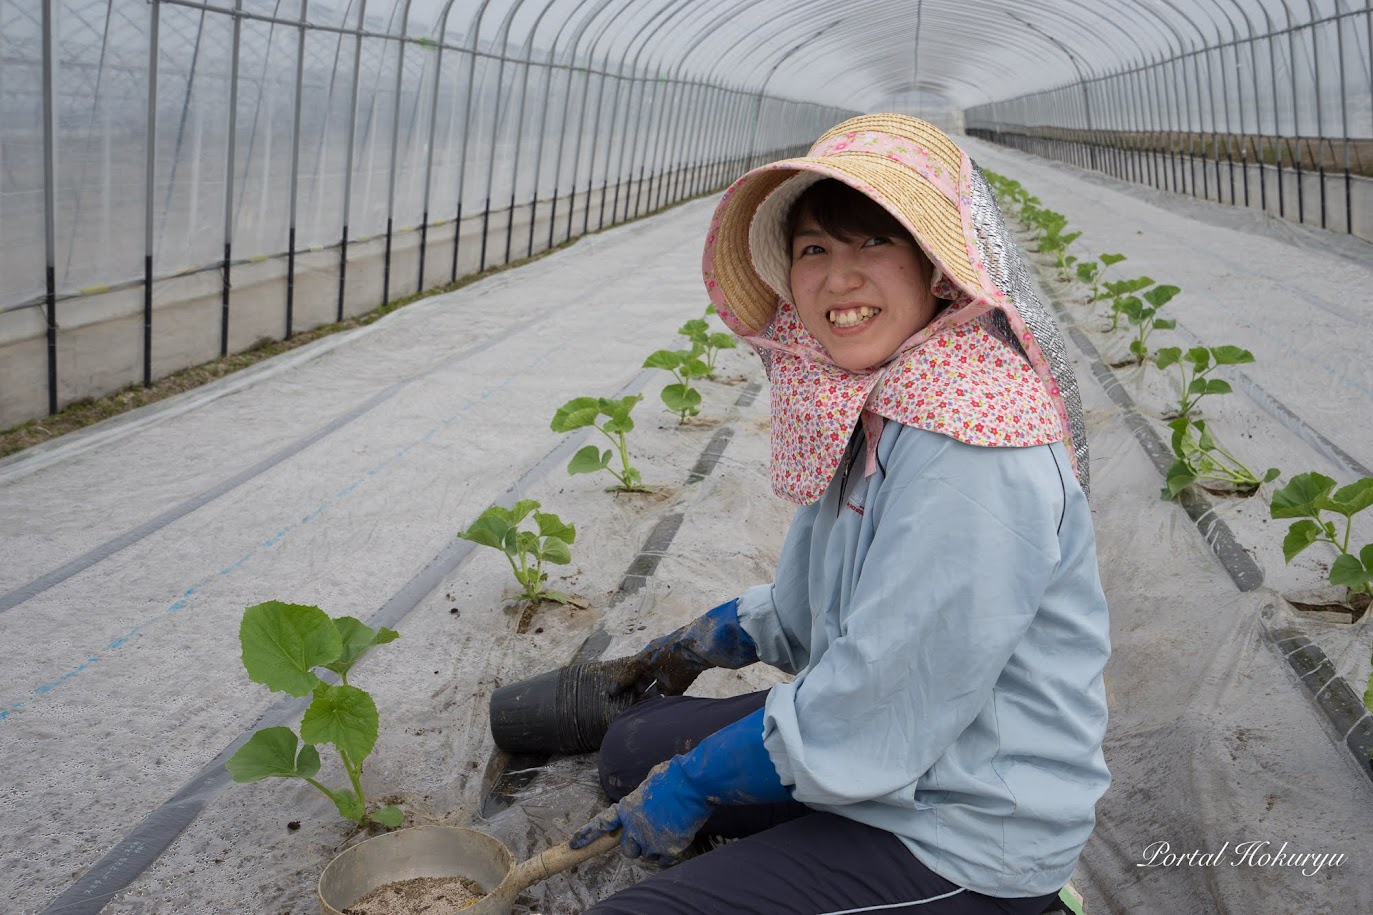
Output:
[
  {"xmin": 1211, "ymin": 345, "xmax": 1255, "ymax": 366},
  {"xmin": 226, "ymin": 727, "xmax": 319, "ymax": 783},
  {"xmin": 602, "ymin": 412, "xmax": 635, "ymax": 435},
  {"xmin": 1153, "ymin": 347, "xmax": 1181, "ymax": 369},
  {"xmin": 1143, "ymin": 284, "xmax": 1180, "ymax": 307},
  {"xmin": 540, "ymin": 536, "xmax": 573, "ymax": 565},
  {"xmin": 240, "ymin": 601, "xmax": 340, "ymax": 697},
  {"xmin": 1185, "ymin": 346, "xmax": 1211, "ymax": 369},
  {"xmin": 1270, "ymin": 472, "xmax": 1337, "ymax": 519},
  {"xmin": 301, "ymin": 683, "xmax": 378, "ymax": 763},
  {"xmin": 457, "ymin": 513, "xmax": 512, "ymax": 550},
  {"xmin": 550, "ymin": 397, "xmax": 603, "ymax": 432},
  {"xmin": 1163, "ymin": 461, "xmax": 1196, "ymax": 499},
  {"xmin": 1201, "ymin": 379, "xmax": 1233, "ymax": 396},
  {"xmin": 568, "ymin": 445, "xmax": 612, "ymax": 475},
  {"xmin": 371, "ymin": 805, "xmax": 405, "ymax": 828},
  {"xmin": 1282, "ymin": 520, "xmax": 1322, "ymax": 563},
  {"xmin": 661, "ymin": 383, "xmax": 702, "ymax": 413},
  {"xmin": 603, "ymin": 393, "xmax": 642, "ymax": 433},
  {"xmin": 509, "ymin": 499, "xmax": 540, "ymax": 524},
  {"xmin": 643, "ymin": 349, "xmax": 683, "ymax": 370},
  {"xmin": 323, "ymin": 617, "xmax": 399, "ymax": 679},
  {"xmin": 1099, "ymin": 252, "xmax": 1126, "ymax": 267},
  {"xmin": 1327, "ymin": 478, "xmax": 1373, "ymax": 517},
  {"xmin": 535, "ymin": 511, "xmax": 576, "ymax": 544},
  {"xmin": 1329, "ymin": 554, "xmax": 1371, "ymax": 590},
  {"xmin": 680, "ymin": 356, "xmax": 711, "ymax": 379},
  {"xmin": 678, "ymin": 318, "xmax": 709, "ymax": 338},
  {"xmin": 707, "ymin": 333, "xmax": 736, "ymax": 350}
]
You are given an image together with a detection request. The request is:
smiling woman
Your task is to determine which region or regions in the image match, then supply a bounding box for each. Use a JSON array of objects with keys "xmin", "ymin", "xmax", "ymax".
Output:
[
  {"xmin": 572, "ymin": 114, "xmax": 1106, "ymax": 915},
  {"xmin": 786, "ymin": 179, "xmax": 942, "ymax": 372}
]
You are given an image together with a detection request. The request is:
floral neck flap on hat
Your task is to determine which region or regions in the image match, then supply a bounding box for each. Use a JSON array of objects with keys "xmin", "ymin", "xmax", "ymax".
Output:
[
  {"xmin": 728, "ymin": 282, "xmax": 1064, "ymax": 506},
  {"xmin": 701, "ymin": 116, "xmax": 1077, "ymax": 506}
]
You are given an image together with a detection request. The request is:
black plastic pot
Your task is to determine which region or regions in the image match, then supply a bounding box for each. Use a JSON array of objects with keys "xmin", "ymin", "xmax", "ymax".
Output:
[{"xmin": 488, "ymin": 657, "xmax": 646, "ymax": 755}]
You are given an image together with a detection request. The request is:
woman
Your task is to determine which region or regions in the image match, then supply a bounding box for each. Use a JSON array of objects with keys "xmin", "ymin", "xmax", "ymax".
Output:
[{"xmin": 571, "ymin": 114, "xmax": 1111, "ymax": 914}]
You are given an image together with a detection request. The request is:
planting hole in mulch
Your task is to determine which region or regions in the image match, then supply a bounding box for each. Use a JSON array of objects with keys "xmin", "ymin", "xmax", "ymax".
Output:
[
  {"xmin": 343, "ymin": 874, "xmax": 485, "ymax": 914},
  {"xmin": 612, "ymin": 484, "xmax": 676, "ymax": 504},
  {"xmin": 672, "ymin": 415, "xmax": 723, "ymax": 429},
  {"xmin": 1285, "ymin": 592, "xmax": 1370, "ymax": 624}
]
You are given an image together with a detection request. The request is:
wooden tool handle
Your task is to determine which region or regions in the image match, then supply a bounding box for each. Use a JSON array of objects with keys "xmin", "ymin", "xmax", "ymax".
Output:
[{"xmin": 505, "ymin": 830, "xmax": 620, "ymax": 894}]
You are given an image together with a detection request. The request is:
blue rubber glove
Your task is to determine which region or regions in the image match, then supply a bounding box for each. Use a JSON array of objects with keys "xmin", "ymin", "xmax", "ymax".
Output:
[
  {"xmin": 569, "ymin": 708, "xmax": 790, "ymax": 865},
  {"xmin": 612, "ymin": 598, "xmax": 760, "ymax": 697}
]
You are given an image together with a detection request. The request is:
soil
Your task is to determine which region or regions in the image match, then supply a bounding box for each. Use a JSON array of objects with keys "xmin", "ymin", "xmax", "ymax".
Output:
[
  {"xmin": 342, "ymin": 874, "xmax": 485, "ymax": 914},
  {"xmin": 1287, "ymin": 591, "xmax": 1372, "ymax": 624}
]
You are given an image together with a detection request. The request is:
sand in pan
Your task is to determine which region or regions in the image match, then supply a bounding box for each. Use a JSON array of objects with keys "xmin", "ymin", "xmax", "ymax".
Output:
[{"xmin": 343, "ymin": 874, "xmax": 486, "ymax": 914}]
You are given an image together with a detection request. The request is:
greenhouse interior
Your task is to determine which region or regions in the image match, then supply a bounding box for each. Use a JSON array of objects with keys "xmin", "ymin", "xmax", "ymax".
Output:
[{"xmin": 2, "ymin": 0, "xmax": 1372, "ymax": 912}]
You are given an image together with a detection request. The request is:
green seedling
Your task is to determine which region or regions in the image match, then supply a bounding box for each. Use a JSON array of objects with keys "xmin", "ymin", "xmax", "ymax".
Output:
[
  {"xmin": 1153, "ymin": 344, "xmax": 1254, "ymax": 421},
  {"xmin": 644, "ymin": 347, "xmax": 710, "ymax": 422},
  {"xmin": 226, "ymin": 601, "xmax": 403, "ymax": 828},
  {"xmin": 1162, "ymin": 417, "xmax": 1278, "ymax": 500},
  {"xmin": 678, "ymin": 314, "xmax": 737, "ymax": 376},
  {"xmin": 458, "ymin": 501, "xmax": 576, "ymax": 613},
  {"xmin": 1270, "ymin": 472, "xmax": 1373, "ymax": 598},
  {"xmin": 1079, "ymin": 253, "xmax": 1127, "ymax": 303},
  {"xmin": 551, "ymin": 394, "xmax": 650, "ymax": 492},
  {"xmin": 1104, "ymin": 275, "xmax": 1154, "ymax": 330},
  {"xmin": 1113, "ymin": 283, "xmax": 1179, "ymax": 365}
]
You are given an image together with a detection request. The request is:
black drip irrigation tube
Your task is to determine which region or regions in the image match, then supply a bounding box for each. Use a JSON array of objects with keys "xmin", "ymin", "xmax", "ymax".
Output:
[
  {"xmin": 35, "ymin": 364, "xmax": 679, "ymax": 915},
  {"xmin": 1046, "ymin": 295, "xmax": 1373, "ymax": 784},
  {"xmin": 480, "ymin": 381, "xmax": 764, "ymax": 817}
]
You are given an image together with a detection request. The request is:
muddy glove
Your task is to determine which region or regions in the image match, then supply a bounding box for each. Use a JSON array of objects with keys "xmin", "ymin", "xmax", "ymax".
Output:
[
  {"xmin": 569, "ymin": 707, "xmax": 789, "ymax": 865},
  {"xmin": 612, "ymin": 598, "xmax": 759, "ymax": 698}
]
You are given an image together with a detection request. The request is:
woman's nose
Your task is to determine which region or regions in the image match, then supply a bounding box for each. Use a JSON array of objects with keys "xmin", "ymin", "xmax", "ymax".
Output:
[{"xmin": 825, "ymin": 255, "xmax": 863, "ymax": 292}]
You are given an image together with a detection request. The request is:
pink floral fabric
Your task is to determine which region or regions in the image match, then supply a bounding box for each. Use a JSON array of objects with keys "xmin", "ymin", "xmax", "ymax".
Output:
[
  {"xmin": 752, "ymin": 299, "xmax": 1062, "ymax": 505},
  {"xmin": 701, "ymin": 132, "xmax": 1077, "ymax": 506}
]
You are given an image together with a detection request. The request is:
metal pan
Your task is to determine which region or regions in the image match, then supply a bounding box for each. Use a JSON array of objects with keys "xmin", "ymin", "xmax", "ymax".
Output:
[{"xmin": 318, "ymin": 824, "xmax": 619, "ymax": 915}]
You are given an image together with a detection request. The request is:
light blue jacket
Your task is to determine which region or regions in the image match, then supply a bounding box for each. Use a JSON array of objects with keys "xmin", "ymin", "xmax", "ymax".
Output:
[{"xmin": 737, "ymin": 422, "xmax": 1111, "ymax": 897}]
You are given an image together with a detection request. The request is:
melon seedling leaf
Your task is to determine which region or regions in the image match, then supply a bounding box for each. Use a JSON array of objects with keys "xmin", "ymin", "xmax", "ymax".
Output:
[
  {"xmin": 240, "ymin": 601, "xmax": 340, "ymax": 697},
  {"xmin": 301, "ymin": 682, "xmax": 378, "ymax": 762},
  {"xmin": 227, "ymin": 727, "xmax": 313, "ymax": 783}
]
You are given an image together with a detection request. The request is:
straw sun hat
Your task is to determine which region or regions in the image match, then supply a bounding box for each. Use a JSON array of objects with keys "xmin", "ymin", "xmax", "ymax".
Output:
[
  {"xmin": 701, "ymin": 113, "xmax": 1092, "ymax": 504},
  {"xmin": 703, "ymin": 113, "xmax": 993, "ymax": 336}
]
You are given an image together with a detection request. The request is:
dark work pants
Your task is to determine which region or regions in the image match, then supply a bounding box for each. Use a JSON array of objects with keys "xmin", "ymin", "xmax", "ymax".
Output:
[{"xmin": 585, "ymin": 690, "xmax": 1062, "ymax": 915}]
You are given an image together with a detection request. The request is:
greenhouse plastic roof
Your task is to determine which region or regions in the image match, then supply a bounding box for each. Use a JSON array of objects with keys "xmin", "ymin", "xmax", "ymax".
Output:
[{"xmin": 169, "ymin": 0, "xmax": 1359, "ymax": 109}]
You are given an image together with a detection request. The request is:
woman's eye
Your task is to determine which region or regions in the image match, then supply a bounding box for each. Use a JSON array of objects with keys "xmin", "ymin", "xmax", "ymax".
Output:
[
  {"xmin": 796, "ymin": 244, "xmax": 825, "ymax": 258},
  {"xmin": 863, "ymin": 235, "xmax": 892, "ymax": 247}
]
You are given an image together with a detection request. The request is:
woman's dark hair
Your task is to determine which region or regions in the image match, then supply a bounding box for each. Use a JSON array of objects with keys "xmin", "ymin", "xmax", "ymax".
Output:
[{"xmin": 787, "ymin": 178, "xmax": 914, "ymax": 245}]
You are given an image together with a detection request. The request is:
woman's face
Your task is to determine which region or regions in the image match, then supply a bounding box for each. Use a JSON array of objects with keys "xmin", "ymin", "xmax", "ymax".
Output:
[{"xmin": 788, "ymin": 209, "xmax": 939, "ymax": 372}]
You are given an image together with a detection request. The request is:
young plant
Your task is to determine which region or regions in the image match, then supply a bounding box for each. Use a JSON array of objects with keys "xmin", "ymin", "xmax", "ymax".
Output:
[
  {"xmin": 1103, "ymin": 275, "xmax": 1154, "ymax": 331},
  {"xmin": 458, "ymin": 500, "xmax": 576, "ymax": 614},
  {"xmin": 1270, "ymin": 473, "xmax": 1373, "ymax": 598},
  {"xmin": 226, "ymin": 601, "xmax": 402, "ymax": 828},
  {"xmin": 1162, "ymin": 417, "xmax": 1278, "ymax": 500},
  {"xmin": 1079, "ymin": 253, "xmax": 1127, "ymax": 303},
  {"xmin": 1113, "ymin": 283, "xmax": 1179, "ymax": 365},
  {"xmin": 1153, "ymin": 344, "xmax": 1254, "ymax": 421},
  {"xmin": 678, "ymin": 313, "xmax": 738, "ymax": 376},
  {"xmin": 1028, "ymin": 209, "xmax": 1081, "ymax": 282},
  {"xmin": 551, "ymin": 394, "xmax": 650, "ymax": 492},
  {"xmin": 644, "ymin": 347, "xmax": 710, "ymax": 422}
]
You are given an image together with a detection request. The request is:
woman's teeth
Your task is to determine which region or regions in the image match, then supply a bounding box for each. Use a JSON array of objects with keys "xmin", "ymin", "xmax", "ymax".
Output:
[{"xmin": 828, "ymin": 307, "xmax": 877, "ymax": 327}]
